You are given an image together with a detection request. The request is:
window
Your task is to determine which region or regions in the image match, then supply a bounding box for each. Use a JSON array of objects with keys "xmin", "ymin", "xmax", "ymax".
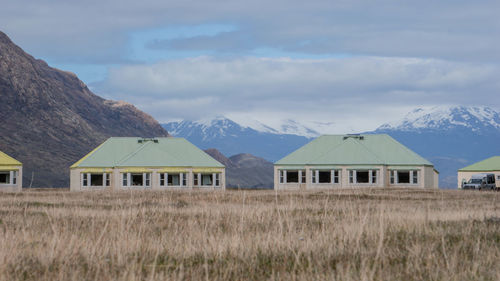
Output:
[
  {"xmin": 202, "ymin": 174, "xmax": 213, "ymax": 186},
  {"xmin": 497, "ymin": 175, "xmax": 500, "ymax": 181},
  {"xmin": 356, "ymin": 171, "xmax": 369, "ymax": 183},
  {"xmin": 168, "ymin": 174, "xmax": 180, "ymax": 186},
  {"xmin": 82, "ymin": 173, "xmax": 110, "ymax": 187},
  {"xmin": 279, "ymin": 170, "xmax": 285, "ymax": 183},
  {"xmin": 390, "ymin": 171, "xmax": 395, "ymax": 184},
  {"xmin": 301, "ymin": 170, "xmax": 306, "ymax": 184},
  {"xmin": 0, "ymin": 172, "xmax": 10, "ymax": 184},
  {"xmin": 160, "ymin": 173, "xmax": 166, "ymax": 186},
  {"xmin": 318, "ymin": 171, "xmax": 331, "ymax": 183},
  {"xmin": 333, "ymin": 170, "xmax": 340, "ymax": 184},
  {"xmin": 311, "ymin": 171, "xmax": 316, "ymax": 184},
  {"xmin": 168, "ymin": 174, "xmax": 177, "ymax": 186},
  {"xmin": 194, "ymin": 174, "xmax": 199, "ymax": 186},
  {"xmin": 82, "ymin": 174, "xmax": 89, "ymax": 187},
  {"xmin": 182, "ymin": 173, "xmax": 187, "ymax": 186},
  {"xmin": 349, "ymin": 170, "xmax": 354, "ymax": 183},
  {"xmin": 371, "ymin": 170, "xmax": 377, "ymax": 184},
  {"xmin": 412, "ymin": 171, "xmax": 418, "ymax": 184},
  {"xmin": 397, "ymin": 171, "xmax": 410, "ymax": 184},
  {"xmin": 131, "ymin": 174, "xmax": 143, "ymax": 186},
  {"xmin": 215, "ymin": 174, "xmax": 220, "ymax": 187},
  {"xmin": 286, "ymin": 171, "xmax": 299, "ymax": 183},
  {"xmin": 122, "ymin": 173, "xmax": 128, "ymax": 187},
  {"xmin": 12, "ymin": 171, "xmax": 17, "ymax": 185},
  {"xmin": 145, "ymin": 173, "xmax": 151, "ymax": 187},
  {"xmin": 90, "ymin": 174, "xmax": 104, "ymax": 186}
]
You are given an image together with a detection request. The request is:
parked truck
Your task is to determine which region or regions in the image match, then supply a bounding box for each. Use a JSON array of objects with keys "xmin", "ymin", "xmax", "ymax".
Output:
[{"xmin": 462, "ymin": 173, "xmax": 496, "ymax": 190}]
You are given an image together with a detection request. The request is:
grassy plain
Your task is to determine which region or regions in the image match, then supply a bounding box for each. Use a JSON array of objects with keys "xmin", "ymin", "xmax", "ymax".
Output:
[{"xmin": 0, "ymin": 188, "xmax": 499, "ymax": 280}]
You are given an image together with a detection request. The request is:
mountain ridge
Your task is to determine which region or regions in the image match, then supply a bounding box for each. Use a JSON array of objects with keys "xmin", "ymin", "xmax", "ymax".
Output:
[
  {"xmin": 204, "ymin": 149, "xmax": 274, "ymax": 188},
  {"xmin": 0, "ymin": 30, "xmax": 168, "ymax": 187}
]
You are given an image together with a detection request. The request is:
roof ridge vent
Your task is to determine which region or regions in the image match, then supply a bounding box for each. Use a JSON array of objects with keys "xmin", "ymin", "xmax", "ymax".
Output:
[
  {"xmin": 138, "ymin": 138, "xmax": 159, "ymax": 144},
  {"xmin": 343, "ymin": 134, "xmax": 364, "ymax": 140}
]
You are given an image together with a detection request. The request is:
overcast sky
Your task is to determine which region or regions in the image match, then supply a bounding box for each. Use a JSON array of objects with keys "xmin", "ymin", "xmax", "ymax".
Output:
[{"xmin": 1, "ymin": 0, "xmax": 499, "ymax": 133}]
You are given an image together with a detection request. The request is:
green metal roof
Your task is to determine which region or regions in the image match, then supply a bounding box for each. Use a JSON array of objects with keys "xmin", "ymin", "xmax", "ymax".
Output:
[
  {"xmin": 0, "ymin": 150, "xmax": 22, "ymax": 166},
  {"xmin": 275, "ymin": 134, "xmax": 433, "ymax": 167},
  {"xmin": 458, "ymin": 156, "xmax": 500, "ymax": 172},
  {"xmin": 71, "ymin": 137, "xmax": 224, "ymax": 168}
]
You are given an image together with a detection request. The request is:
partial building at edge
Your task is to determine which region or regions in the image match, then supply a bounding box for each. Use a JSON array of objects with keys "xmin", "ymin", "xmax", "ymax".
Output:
[
  {"xmin": 70, "ymin": 137, "xmax": 225, "ymax": 191},
  {"xmin": 0, "ymin": 150, "xmax": 22, "ymax": 192},
  {"xmin": 274, "ymin": 134, "xmax": 439, "ymax": 190},
  {"xmin": 458, "ymin": 156, "xmax": 500, "ymax": 189}
]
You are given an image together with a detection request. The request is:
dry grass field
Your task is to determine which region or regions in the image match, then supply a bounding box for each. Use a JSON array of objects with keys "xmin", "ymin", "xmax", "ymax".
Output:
[{"xmin": 0, "ymin": 188, "xmax": 499, "ymax": 281}]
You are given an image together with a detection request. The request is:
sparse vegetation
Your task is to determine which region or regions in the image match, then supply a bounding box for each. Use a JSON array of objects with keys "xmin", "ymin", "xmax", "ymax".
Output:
[{"xmin": 0, "ymin": 188, "xmax": 499, "ymax": 280}]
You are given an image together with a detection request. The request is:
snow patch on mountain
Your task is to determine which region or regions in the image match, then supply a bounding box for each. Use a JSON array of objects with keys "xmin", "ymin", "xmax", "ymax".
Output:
[{"xmin": 377, "ymin": 106, "xmax": 500, "ymax": 132}]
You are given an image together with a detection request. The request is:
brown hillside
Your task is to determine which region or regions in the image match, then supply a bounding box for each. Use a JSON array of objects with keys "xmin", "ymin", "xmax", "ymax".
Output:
[{"xmin": 0, "ymin": 31, "xmax": 168, "ymax": 187}]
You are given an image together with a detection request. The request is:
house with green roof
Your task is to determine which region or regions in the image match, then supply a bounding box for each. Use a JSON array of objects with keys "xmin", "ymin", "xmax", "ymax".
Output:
[
  {"xmin": 458, "ymin": 156, "xmax": 500, "ymax": 189},
  {"xmin": 0, "ymin": 150, "xmax": 22, "ymax": 192},
  {"xmin": 70, "ymin": 137, "xmax": 225, "ymax": 191},
  {"xmin": 274, "ymin": 134, "xmax": 438, "ymax": 189}
]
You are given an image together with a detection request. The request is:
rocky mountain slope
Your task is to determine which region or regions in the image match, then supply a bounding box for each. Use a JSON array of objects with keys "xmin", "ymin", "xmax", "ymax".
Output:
[
  {"xmin": 0, "ymin": 31, "xmax": 168, "ymax": 187},
  {"xmin": 204, "ymin": 149, "xmax": 274, "ymax": 188}
]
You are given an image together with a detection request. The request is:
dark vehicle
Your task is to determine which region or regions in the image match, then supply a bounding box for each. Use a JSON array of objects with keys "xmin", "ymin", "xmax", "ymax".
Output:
[{"xmin": 462, "ymin": 173, "xmax": 496, "ymax": 190}]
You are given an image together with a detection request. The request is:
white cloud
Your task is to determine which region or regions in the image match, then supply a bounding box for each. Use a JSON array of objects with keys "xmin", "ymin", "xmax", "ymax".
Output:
[
  {"xmin": 93, "ymin": 56, "xmax": 500, "ymax": 132},
  {"xmin": 1, "ymin": 0, "xmax": 499, "ymax": 63}
]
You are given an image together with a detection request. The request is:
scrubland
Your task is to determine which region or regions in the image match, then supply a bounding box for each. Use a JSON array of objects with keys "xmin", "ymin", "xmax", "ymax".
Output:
[{"xmin": 0, "ymin": 188, "xmax": 499, "ymax": 280}]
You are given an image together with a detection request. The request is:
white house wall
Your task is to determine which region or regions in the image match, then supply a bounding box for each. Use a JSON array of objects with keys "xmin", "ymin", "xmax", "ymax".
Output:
[
  {"xmin": 70, "ymin": 168, "xmax": 226, "ymax": 191},
  {"xmin": 0, "ymin": 166, "xmax": 22, "ymax": 192},
  {"xmin": 275, "ymin": 165, "xmax": 437, "ymax": 190}
]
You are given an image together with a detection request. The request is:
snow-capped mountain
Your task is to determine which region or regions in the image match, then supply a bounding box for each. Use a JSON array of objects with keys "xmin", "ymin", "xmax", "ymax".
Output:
[
  {"xmin": 374, "ymin": 105, "xmax": 500, "ymax": 188},
  {"xmin": 164, "ymin": 106, "xmax": 500, "ymax": 188},
  {"xmin": 234, "ymin": 118, "xmax": 322, "ymax": 138},
  {"xmin": 162, "ymin": 117, "xmax": 312, "ymax": 162},
  {"xmin": 378, "ymin": 106, "xmax": 500, "ymax": 132}
]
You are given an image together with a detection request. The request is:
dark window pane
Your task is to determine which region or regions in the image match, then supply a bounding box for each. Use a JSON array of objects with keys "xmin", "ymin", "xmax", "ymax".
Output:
[
  {"xmin": 398, "ymin": 171, "xmax": 410, "ymax": 183},
  {"xmin": 356, "ymin": 171, "xmax": 369, "ymax": 183},
  {"xmin": 318, "ymin": 171, "xmax": 331, "ymax": 183},
  {"xmin": 287, "ymin": 171, "xmax": 299, "ymax": 183},
  {"xmin": 90, "ymin": 174, "xmax": 103, "ymax": 186},
  {"xmin": 0, "ymin": 173, "xmax": 9, "ymax": 184},
  {"xmin": 131, "ymin": 174, "xmax": 143, "ymax": 186}
]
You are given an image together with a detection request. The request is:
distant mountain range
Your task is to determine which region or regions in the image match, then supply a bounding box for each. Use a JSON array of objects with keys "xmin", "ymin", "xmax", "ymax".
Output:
[
  {"xmin": 373, "ymin": 106, "xmax": 500, "ymax": 188},
  {"xmin": 0, "ymin": 31, "xmax": 168, "ymax": 187},
  {"xmin": 164, "ymin": 106, "xmax": 500, "ymax": 189},
  {"xmin": 163, "ymin": 117, "xmax": 311, "ymax": 162}
]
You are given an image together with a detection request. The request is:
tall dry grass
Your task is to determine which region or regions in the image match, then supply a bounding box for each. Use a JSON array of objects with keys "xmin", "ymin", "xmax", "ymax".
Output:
[{"xmin": 0, "ymin": 188, "xmax": 499, "ymax": 280}]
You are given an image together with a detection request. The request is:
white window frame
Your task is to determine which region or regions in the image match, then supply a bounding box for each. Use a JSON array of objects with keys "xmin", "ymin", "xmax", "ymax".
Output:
[
  {"xmin": 300, "ymin": 170, "xmax": 306, "ymax": 184},
  {"xmin": 390, "ymin": 170, "xmax": 419, "ymax": 185},
  {"xmin": 12, "ymin": 171, "xmax": 17, "ymax": 185},
  {"xmin": 144, "ymin": 173, "xmax": 151, "ymax": 187},
  {"xmin": 181, "ymin": 173, "xmax": 186, "ymax": 187},
  {"xmin": 279, "ymin": 170, "xmax": 285, "ymax": 184},
  {"xmin": 332, "ymin": 170, "xmax": 340, "ymax": 184},
  {"xmin": 121, "ymin": 173, "xmax": 151, "ymax": 188},
  {"xmin": 285, "ymin": 170, "xmax": 299, "ymax": 184},
  {"xmin": 199, "ymin": 173, "xmax": 215, "ymax": 187},
  {"xmin": 215, "ymin": 173, "xmax": 220, "ymax": 187},
  {"xmin": 82, "ymin": 173, "xmax": 109, "ymax": 188},
  {"xmin": 0, "ymin": 171, "xmax": 13, "ymax": 185},
  {"xmin": 348, "ymin": 170, "xmax": 376, "ymax": 185}
]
